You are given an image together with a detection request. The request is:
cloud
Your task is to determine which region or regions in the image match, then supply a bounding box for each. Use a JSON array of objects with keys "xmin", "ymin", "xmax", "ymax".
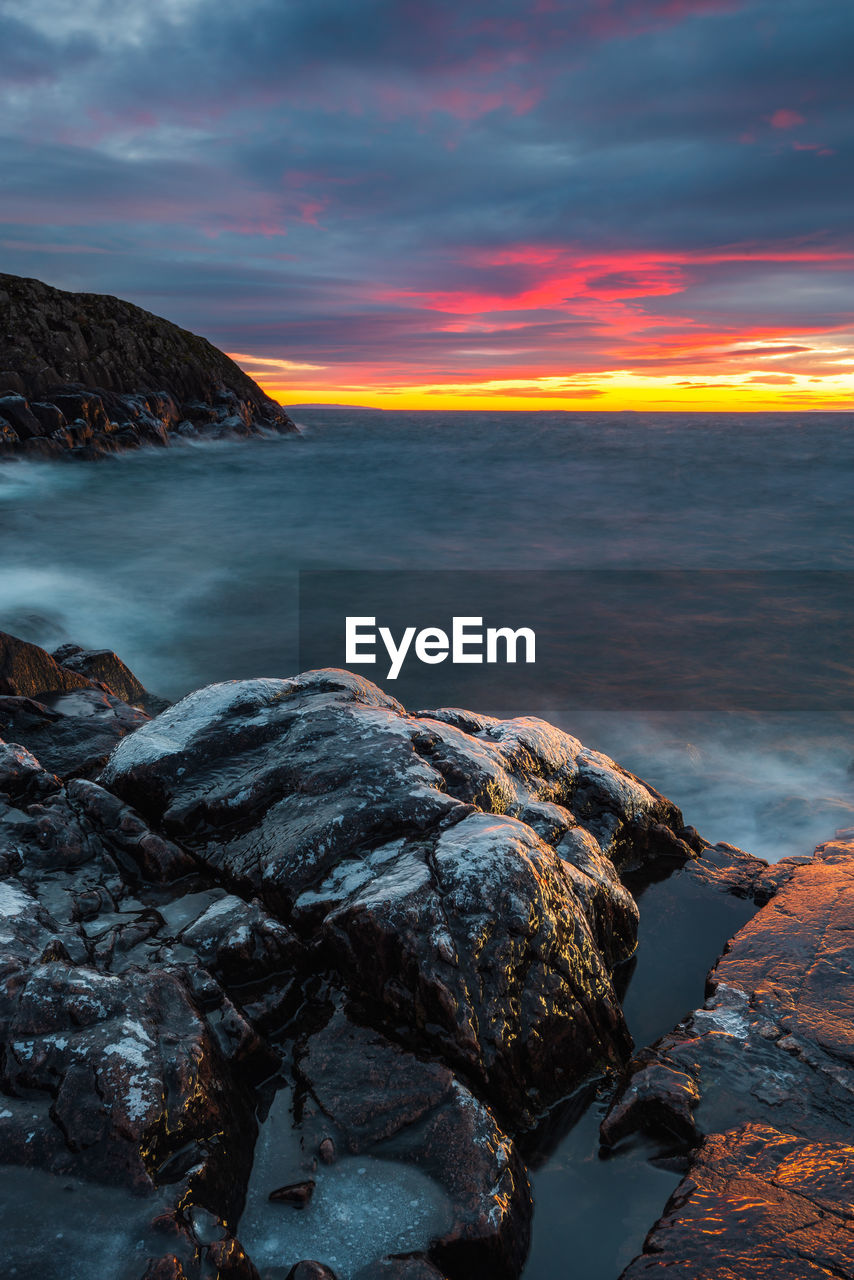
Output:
[
  {"xmin": 0, "ymin": 0, "xmax": 850, "ymax": 406},
  {"xmin": 768, "ymin": 108, "xmax": 806, "ymax": 129}
]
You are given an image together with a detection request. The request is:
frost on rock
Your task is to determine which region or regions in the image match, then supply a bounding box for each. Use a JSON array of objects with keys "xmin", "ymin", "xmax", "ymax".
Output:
[
  {"xmin": 692, "ymin": 984, "xmax": 752, "ymax": 1040},
  {"xmin": 3, "ymin": 949, "xmax": 258, "ymax": 1199},
  {"xmin": 0, "ymin": 878, "xmax": 35, "ymax": 920},
  {"xmin": 102, "ymin": 677, "xmax": 299, "ymax": 771}
]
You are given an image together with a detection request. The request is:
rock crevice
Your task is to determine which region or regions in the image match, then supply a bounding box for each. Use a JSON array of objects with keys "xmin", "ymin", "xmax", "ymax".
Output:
[{"xmin": 605, "ymin": 831, "xmax": 854, "ymax": 1278}]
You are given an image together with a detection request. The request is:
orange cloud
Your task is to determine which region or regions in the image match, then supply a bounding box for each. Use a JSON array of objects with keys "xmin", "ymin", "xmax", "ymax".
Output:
[{"xmin": 230, "ymin": 237, "xmax": 854, "ymax": 413}]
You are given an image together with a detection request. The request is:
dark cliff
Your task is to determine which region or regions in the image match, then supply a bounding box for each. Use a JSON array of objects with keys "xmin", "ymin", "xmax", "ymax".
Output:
[{"xmin": 0, "ymin": 273, "xmax": 297, "ymax": 457}]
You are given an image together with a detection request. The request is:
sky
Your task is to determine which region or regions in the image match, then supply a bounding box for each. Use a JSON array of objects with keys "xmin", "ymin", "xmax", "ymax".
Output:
[{"xmin": 1, "ymin": 0, "xmax": 853, "ymax": 411}]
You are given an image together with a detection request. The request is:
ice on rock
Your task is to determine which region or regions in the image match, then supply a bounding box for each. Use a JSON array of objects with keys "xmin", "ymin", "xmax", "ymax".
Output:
[
  {"xmin": 102, "ymin": 677, "xmax": 297, "ymax": 773},
  {"xmin": 239, "ymin": 1087, "xmax": 454, "ymax": 1280},
  {"xmin": 0, "ymin": 881, "xmax": 36, "ymax": 919},
  {"xmin": 0, "ymin": 1165, "xmax": 165, "ymax": 1280}
]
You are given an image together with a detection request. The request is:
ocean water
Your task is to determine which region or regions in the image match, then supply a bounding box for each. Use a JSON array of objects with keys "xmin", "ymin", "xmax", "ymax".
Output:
[{"xmin": 1, "ymin": 407, "xmax": 852, "ymax": 860}]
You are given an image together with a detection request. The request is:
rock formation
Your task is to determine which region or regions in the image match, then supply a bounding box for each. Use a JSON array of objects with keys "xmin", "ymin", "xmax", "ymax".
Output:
[
  {"xmin": 1, "ymin": 629, "xmax": 849, "ymax": 1279},
  {"xmin": 0, "ymin": 630, "xmax": 162, "ymax": 778},
  {"xmin": 0, "ymin": 632, "xmax": 701, "ymax": 1278},
  {"xmin": 0, "ymin": 273, "xmax": 297, "ymax": 457}
]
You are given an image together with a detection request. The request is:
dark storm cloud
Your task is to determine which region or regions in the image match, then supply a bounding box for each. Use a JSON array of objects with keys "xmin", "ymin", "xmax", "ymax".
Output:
[{"xmin": 0, "ymin": 0, "xmax": 851, "ymax": 393}]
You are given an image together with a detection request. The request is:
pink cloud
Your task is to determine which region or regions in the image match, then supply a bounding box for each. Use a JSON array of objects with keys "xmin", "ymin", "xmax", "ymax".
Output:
[
  {"xmin": 793, "ymin": 141, "xmax": 835, "ymax": 156},
  {"xmin": 586, "ymin": 0, "xmax": 745, "ymax": 39},
  {"xmin": 374, "ymin": 79, "xmax": 541, "ymax": 122},
  {"xmin": 768, "ymin": 108, "xmax": 805, "ymax": 129}
]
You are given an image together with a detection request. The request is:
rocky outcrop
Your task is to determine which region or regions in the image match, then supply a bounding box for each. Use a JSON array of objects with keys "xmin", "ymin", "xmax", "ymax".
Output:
[
  {"xmin": 6, "ymin": 630, "xmax": 848, "ymax": 1280},
  {"xmin": 0, "ymin": 635, "xmax": 704, "ymax": 1279},
  {"xmin": 0, "ymin": 631, "xmax": 162, "ymax": 778},
  {"xmin": 0, "ymin": 741, "xmax": 269, "ymax": 1277},
  {"xmin": 0, "ymin": 273, "xmax": 297, "ymax": 457},
  {"xmin": 603, "ymin": 835, "xmax": 854, "ymax": 1152},
  {"xmin": 99, "ymin": 668, "xmax": 691, "ymax": 1121},
  {"xmin": 603, "ymin": 832, "xmax": 854, "ymax": 1277},
  {"xmin": 621, "ymin": 1123, "xmax": 854, "ymax": 1279}
]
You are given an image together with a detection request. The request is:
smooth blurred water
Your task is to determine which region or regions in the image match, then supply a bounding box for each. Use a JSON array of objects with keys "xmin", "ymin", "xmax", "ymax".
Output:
[{"xmin": 1, "ymin": 408, "xmax": 852, "ymax": 859}]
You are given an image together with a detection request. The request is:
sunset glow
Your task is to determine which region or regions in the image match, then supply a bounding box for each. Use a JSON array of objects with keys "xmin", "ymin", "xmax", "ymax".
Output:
[
  {"xmin": 245, "ymin": 371, "xmax": 854, "ymax": 413},
  {"xmin": 1, "ymin": 0, "xmax": 851, "ymax": 411}
]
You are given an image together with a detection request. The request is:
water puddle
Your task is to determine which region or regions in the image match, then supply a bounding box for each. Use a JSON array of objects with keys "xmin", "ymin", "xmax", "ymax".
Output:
[
  {"xmin": 524, "ymin": 1105, "xmax": 680, "ymax": 1279},
  {"xmin": 238, "ymin": 1085, "xmax": 454, "ymax": 1280},
  {"xmin": 523, "ymin": 867, "xmax": 757, "ymax": 1278},
  {"xmin": 620, "ymin": 868, "xmax": 757, "ymax": 1047}
]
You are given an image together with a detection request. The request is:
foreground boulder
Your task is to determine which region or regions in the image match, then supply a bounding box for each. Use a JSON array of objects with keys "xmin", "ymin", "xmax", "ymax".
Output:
[
  {"xmin": 13, "ymin": 635, "xmax": 833, "ymax": 1279},
  {"xmin": 1, "ymin": 644, "xmax": 702, "ymax": 1278},
  {"xmin": 101, "ymin": 668, "xmax": 692, "ymax": 1119},
  {"xmin": 0, "ymin": 272, "xmax": 297, "ymax": 457}
]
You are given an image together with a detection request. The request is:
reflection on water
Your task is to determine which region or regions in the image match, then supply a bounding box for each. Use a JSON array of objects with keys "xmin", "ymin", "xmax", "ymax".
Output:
[
  {"xmin": 1, "ymin": 409, "xmax": 852, "ymax": 860},
  {"xmin": 524, "ymin": 1105, "xmax": 681, "ymax": 1280},
  {"xmin": 619, "ymin": 868, "xmax": 757, "ymax": 1048}
]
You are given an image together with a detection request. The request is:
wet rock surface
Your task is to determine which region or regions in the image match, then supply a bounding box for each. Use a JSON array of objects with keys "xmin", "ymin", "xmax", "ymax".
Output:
[
  {"xmin": 0, "ymin": 638, "xmax": 700, "ymax": 1278},
  {"xmin": 0, "ymin": 272, "xmax": 297, "ymax": 457},
  {"xmin": 621, "ymin": 1124, "xmax": 854, "ymax": 1279},
  {"xmin": 605, "ymin": 832, "xmax": 854, "ymax": 1277},
  {"xmin": 0, "ymin": 631, "xmax": 158, "ymax": 778},
  {"xmin": 100, "ymin": 668, "xmax": 689, "ymax": 1119},
  {"xmin": 604, "ymin": 835, "xmax": 854, "ymax": 1152},
  {"xmin": 51, "ymin": 642, "xmax": 167, "ymax": 714},
  {"xmin": 293, "ymin": 1008, "xmax": 529, "ymax": 1279}
]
